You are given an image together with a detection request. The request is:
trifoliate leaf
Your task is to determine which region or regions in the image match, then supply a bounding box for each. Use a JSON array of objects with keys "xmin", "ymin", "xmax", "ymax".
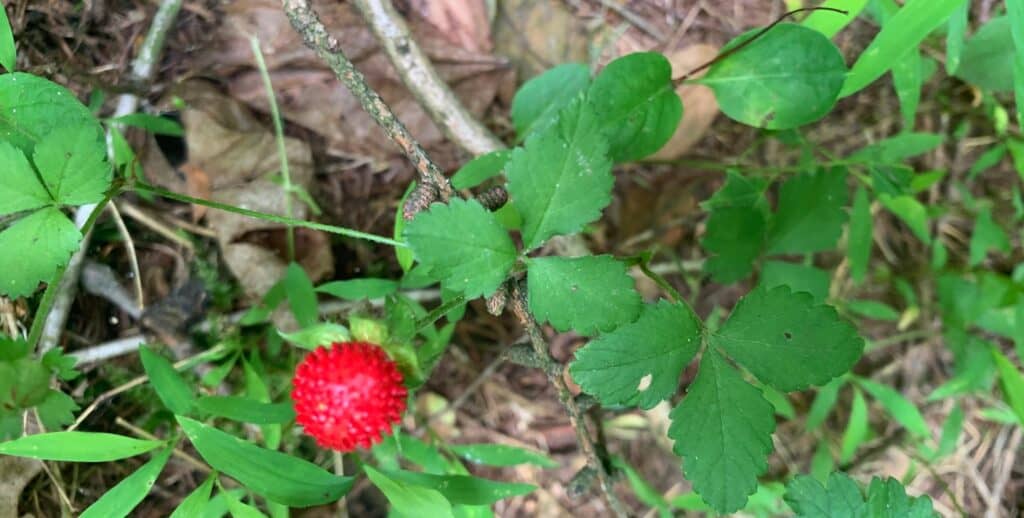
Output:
[
  {"xmin": 36, "ymin": 390, "xmax": 79, "ymax": 430},
  {"xmin": 570, "ymin": 301, "xmax": 702, "ymax": 409},
  {"xmin": 41, "ymin": 348, "xmax": 80, "ymax": 380},
  {"xmin": 511, "ymin": 63, "xmax": 591, "ymax": 139},
  {"xmin": 527, "ymin": 255, "xmax": 641, "ymax": 336},
  {"xmin": 505, "ymin": 97, "xmax": 613, "ymax": 251},
  {"xmin": 587, "ymin": 52, "xmax": 682, "ymax": 161},
  {"xmin": 702, "ymin": 171, "xmax": 768, "ymax": 211},
  {"xmin": 0, "ymin": 73, "xmax": 98, "ymax": 153},
  {"xmin": 404, "ymin": 199, "xmax": 517, "ymax": 299},
  {"xmin": 0, "ymin": 357, "xmax": 50, "ymax": 410},
  {"xmin": 784, "ymin": 472, "xmax": 865, "ymax": 518},
  {"xmin": 712, "ymin": 285, "xmax": 864, "ymax": 392},
  {"xmin": 32, "ymin": 123, "xmax": 110, "ymax": 207},
  {"xmin": 703, "ymin": 24, "xmax": 846, "ymax": 129},
  {"xmin": 0, "ymin": 207, "xmax": 81, "ymax": 298},
  {"xmin": 669, "ymin": 349, "xmax": 775, "ymax": 513},
  {"xmin": 865, "ymin": 477, "xmax": 940, "ymax": 517},
  {"xmin": 767, "ymin": 168, "xmax": 849, "ymax": 254},
  {"xmin": 759, "ymin": 260, "xmax": 831, "ymax": 304},
  {"xmin": 0, "ymin": 140, "xmax": 50, "ymax": 215}
]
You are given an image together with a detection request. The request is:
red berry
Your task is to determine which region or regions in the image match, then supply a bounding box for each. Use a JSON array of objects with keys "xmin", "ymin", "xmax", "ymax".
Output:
[{"xmin": 291, "ymin": 341, "xmax": 408, "ymax": 452}]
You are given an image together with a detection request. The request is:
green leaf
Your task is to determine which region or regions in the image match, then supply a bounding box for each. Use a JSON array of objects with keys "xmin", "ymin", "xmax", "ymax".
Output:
[
  {"xmin": 79, "ymin": 446, "xmax": 173, "ymax": 518},
  {"xmin": 225, "ymin": 492, "xmax": 268, "ymax": 518},
  {"xmin": 278, "ymin": 322, "xmax": 350, "ymax": 350},
  {"xmin": 570, "ymin": 301, "xmax": 701, "ymax": 408},
  {"xmin": 449, "ymin": 443, "xmax": 558, "ymax": 468},
  {"xmin": 806, "ymin": 377, "xmax": 845, "ymax": 430},
  {"xmin": 108, "ymin": 113, "xmax": 184, "ymax": 136},
  {"xmin": 505, "ymin": 97, "xmax": 613, "ymax": 250},
  {"xmin": 955, "ymin": 16, "xmax": 1015, "ymax": 92},
  {"xmin": 195, "ymin": 396, "xmax": 295, "ymax": 424},
  {"xmin": 712, "ymin": 285, "xmax": 864, "ymax": 392},
  {"xmin": 316, "ymin": 278, "xmax": 398, "ymax": 300},
  {"xmin": 945, "ymin": 0, "xmax": 969, "ymax": 74},
  {"xmin": 0, "ymin": 140, "xmax": 51, "ymax": 215},
  {"xmin": 842, "ymin": 0, "xmax": 967, "ymax": 96},
  {"xmin": 284, "ymin": 263, "xmax": 318, "ymax": 328},
  {"xmin": 878, "ymin": 194, "xmax": 930, "ymax": 243},
  {"xmin": 364, "ymin": 465, "xmax": 454, "ymax": 518},
  {"xmin": 865, "ymin": 477, "xmax": 940, "ymax": 517},
  {"xmin": 527, "ymin": 255, "xmax": 641, "ymax": 336},
  {"xmin": 0, "ymin": 4, "xmax": 14, "ymax": 72},
  {"xmin": 930, "ymin": 403, "xmax": 964, "ymax": 460},
  {"xmin": 587, "ymin": 52, "xmax": 682, "ymax": 161},
  {"xmin": 969, "ymin": 208, "xmax": 1010, "ymax": 266},
  {"xmin": 785, "ymin": 472, "xmax": 864, "ymax": 518},
  {"xmin": 511, "ymin": 63, "xmax": 591, "ymax": 139},
  {"xmin": 840, "ymin": 387, "xmax": 869, "ymax": 463},
  {"xmin": 241, "ymin": 357, "xmax": 281, "ymax": 449},
  {"xmin": 405, "ymin": 198, "xmax": 517, "ymax": 299},
  {"xmin": 669, "ymin": 349, "xmax": 776, "ymax": 514},
  {"xmin": 0, "ymin": 73, "xmax": 99, "ymax": 153},
  {"xmin": 849, "ymin": 133, "xmax": 943, "ymax": 163},
  {"xmin": 394, "ymin": 184, "xmax": 416, "ymax": 272},
  {"xmin": 177, "ymin": 416, "xmax": 353, "ymax": 507},
  {"xmin": 802, "ymin": 0, "xmax": 868, "ymax": 38},
  {"xmin": 0, "ymin": 356, "xmax": 49, "ymax": 410},
  {"xmin": 613, "ymin": 457, "xmax": 671, "ymax": 516},
  {"xmin": 767, "ymin": 168, "xmax": 849, "ymax": 254},
  {"xmin": 170, "ymin": 473, "xmax": 215, "ymax": 518},
  {"xmin": 36, "ymin": 390, "xmax": 79, "ymax": 430},
  {"xmin": 1009, "ymin": 0, "xmax": 1024, "ymax": 125},
  {"xmin": 139, "ymin": 346, "xmax": 195, "ymax": 415},
  {"xmin": 847, "ymin": 186, "xmax": 872, "ymax": 283},
  {"xmin": 759, "ymin": 261, "xmax": 830, "ymax": 304},
  {"xmin": 854, "ymin": 377, "xmax": 929, "ymax": 438},
  {"xmin": 703, "ymin": 24, "xmax": 846, "ymax": 129},
  {"xmin": 991, "ymin": 348, "xmax": 1024, "ymax": 424},
  {"xmin": 0, "ymin": 432, "xmax": 163, "ymax": 462},
  {"xmin": 891, "ymin": 51, "xmax": 924, "ymax": 129},
  {"xmin": 702, "ymin": 206, "xmax": 766, "ymax": 283},
  {"xmin": 450, "ymin": 150, "xmax": 513, "ymax": 190},
  {"xmin": 0, "ymin": 206, "xmax": 81, "ymax": 298},
  {"xmin": 42, "ymin": 122, "xmax": 99, "ymax": 193},
  {"xmin": 41, "ymin": 347, "xmax": 79, "ymax": 380},
  {"xmin": 846, "ymin": 300, "xmax": 900, "ymax": 321},
  {"xmin": 383, "ymin": 469, "xmax": 535, "ymax": 506}
]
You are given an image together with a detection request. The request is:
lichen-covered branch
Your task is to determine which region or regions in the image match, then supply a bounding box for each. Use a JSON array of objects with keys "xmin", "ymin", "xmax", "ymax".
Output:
[
  {"xmin": 509, "ymin": 283, "xmax": 627, "ymax": 518},
  {"xmin": 352, "ymin": 0, "xmax": 505, "ymax": 156},
  {"xmin": 280, "ymin": 0, "xmax": 453, "ymax": 202}
]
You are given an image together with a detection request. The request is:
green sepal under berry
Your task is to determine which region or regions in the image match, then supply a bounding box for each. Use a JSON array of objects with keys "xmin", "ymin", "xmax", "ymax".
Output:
[
  {"xmin": 505, "ymin": 96, "xmax": 614, "ymax": 251},
  {"xmin": 526, "ymin": 255, "xmax": 641, "ymax": 336},
  {"xmin": 711, "ymin": 285, "xmax": 865, "ymax": 392},
  {"xmin": 587, "ymin": 52, "xmax": 682, "ymax": 161},
  {"xmin": 570, "ymin": 300, "xmax": 702, "ymax": 409},
  {"xmin": 668, "ymin": 349, "xmax": 776, "ymax": 514},
  {"xmin": 403, "ymin": 198, "xmax": 517, "ymax": 300}
]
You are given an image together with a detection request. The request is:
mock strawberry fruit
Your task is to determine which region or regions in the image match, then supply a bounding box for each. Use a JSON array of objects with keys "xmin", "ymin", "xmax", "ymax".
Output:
[{"xmin": 291, "ymin": 341, "xmax": 408, "ymax": 452}]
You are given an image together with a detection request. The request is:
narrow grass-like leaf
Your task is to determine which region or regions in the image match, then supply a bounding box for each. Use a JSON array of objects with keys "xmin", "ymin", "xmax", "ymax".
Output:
[
  {"xmin": 169, "ymin": 473, "xmax": 215, "ymax": 518},
  {"xmin": 450, "ymin": 444, "xmax": 558, "ymax": 468},
  {"xmin": 139, "ymin": 345, "xmax": 195, "ymax": 415},
  {"xmin": 991, "ymin": 348, "xmax": 1024, "ymax": 424},
  {"xmin": 847, "ymin": 186, "xmax": 872, "ymax": 284},
  {"xmin": 316, "ymin": 278, "xmax": 398, "ymax": 300},
  {"xmin": 842, "ymin": 0, "xmax": 967, "ymax": 96},
  {"xmin": 177, "ymin": 416, "xmax": 352, "ymax": 507},
  {"xmin": 195, "ymin": 396, "xmax": 295, "ymax": 424},
  {"xmin": 108, "ymin": 113, "xmax": 184, "ymax": 136},
  {"xmin": 383, "ymin": 469, "xmax": 535, "ymax": 506},
  {"xmin": 364, "ymin": 465, "xmax": 454, "ymax": 518},
  {"xmin": 854, "ymin": 377, "xmax": 930, "ymax": 438},
  {"xmin": 945, "ymin": 0, "xmax": 969, "ymax": 74},
  {"xmin": 0, "ymin": 5, "xmax": 14, "ymax": 72},
  {"xmin": 80, "ymin": 446, "xmax": 173, "ymax": 518},
  {"xmin": 284, "ymin": 262, "xmax": 318, "ymax": 328},
  {"xmin": 802, "ymin": 0, "xmax": 869, "ymax": 38},
  {"xmin": 0, "ymin": 432, "xmax": 163, "ymax": 462},
  {"xmin": 840, "ymin": 388, "xmax": 869, "ymax": 464},
  {"xmin": 278, "ymin": 323, "xmax": 350, "ymax": 351}
]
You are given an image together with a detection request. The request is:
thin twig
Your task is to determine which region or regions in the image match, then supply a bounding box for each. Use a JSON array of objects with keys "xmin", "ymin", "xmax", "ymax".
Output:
[
  {"xmin": 351, "ymin": 0, "xmax": 505, "ymax": 156},
  {"xmin": 508, "ymin": 282, "xmax": 627, "ymax": 518},
  {"xmin": 106, "ymin": 203, "xmax": 145, "ymax": 311},
  {"xmin": 675, "ymin": 6, "xmax": 849, "ymax": 84},
  {"xmin": 280, "ymin": 0, "xmax": 454, "ymax": 201},
  {"xmin": 593, "ymin": 0, "xmax": 666, "ymax": 41}
]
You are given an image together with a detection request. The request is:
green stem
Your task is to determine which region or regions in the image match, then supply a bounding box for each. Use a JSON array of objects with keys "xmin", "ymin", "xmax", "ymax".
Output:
[
  {"xmin": 132, "ymin": 182, "xmax": 408, "ymax": 248},
  {"xmin": 28, "ymin": 194, "xmax": 114, "ymax": 349},
  {"xmin": 413, "ymin": 294, "xmax": 467, "ymax": 336},
  {"xmin": 638, "ymin": 261, "xmax": 684, "ymax": 304},
  {"xmin": 250, "ymin": 35, "xmax": 296, "ymax": 262}
]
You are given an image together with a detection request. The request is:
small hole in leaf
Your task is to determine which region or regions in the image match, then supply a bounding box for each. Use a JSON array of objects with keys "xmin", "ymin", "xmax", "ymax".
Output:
[
  {"xmin": 783, "ymin": 331, "xmax": 792, "ymax": 340},
  {"xmin": 637, "ymin": 373, "xmax": 653, "ymax": 392}
]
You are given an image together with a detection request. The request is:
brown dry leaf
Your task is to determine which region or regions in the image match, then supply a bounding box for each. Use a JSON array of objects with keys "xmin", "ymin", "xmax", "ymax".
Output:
[
  {"xmin": 410, "ymin": 0, "xmax": 492, "ymax": 53},
  {"xmin": 180, "ymin": 163, "xmax": 212, "ymax": 221},
  {"xmin": 206, "ymin": 0, "xmax": 512, "ymax": 168},
  {"xmin": 171, "ymin": 80, "xmax": 332, "ymax": 300},
  {"xmin": 649, "ymin": 44, "xmax": 720, "ymax": 160},
  {"xmin": 492, "ymin": 0, "xmax": 591, "ymax": 80}
]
